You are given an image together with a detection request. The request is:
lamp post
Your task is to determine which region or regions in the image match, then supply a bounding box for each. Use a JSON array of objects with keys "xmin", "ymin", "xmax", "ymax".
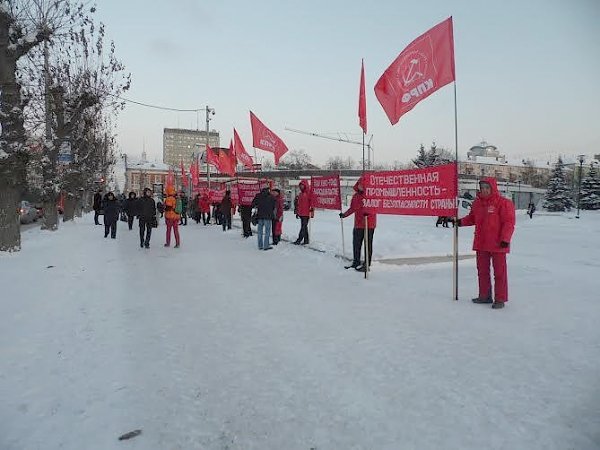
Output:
[
  {"xmin": 205, "ymin": 106, "xmax": 215, "ymax": 189},
  {"xmin": 517, "ymin": 179, "xmax": 521, "ymax": 209},
  {"xmin": 576, "ymin": 154, "xmax": 585, "ymax": 219}
]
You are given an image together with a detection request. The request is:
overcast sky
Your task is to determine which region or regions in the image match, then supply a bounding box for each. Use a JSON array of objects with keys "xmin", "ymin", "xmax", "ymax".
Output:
[{"xmin": 96, "ymin": 0, "xmax": 600, "ymax": 166}]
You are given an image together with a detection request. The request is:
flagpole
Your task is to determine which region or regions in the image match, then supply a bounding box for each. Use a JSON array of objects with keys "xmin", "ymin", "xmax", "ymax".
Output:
[
  {"xmin": 362, "ymin": 132, "xmax": 365, "ymax": 173},
  {"xmin": 453, "ymin": 81, "xmax": 459, "ymax": 301}
]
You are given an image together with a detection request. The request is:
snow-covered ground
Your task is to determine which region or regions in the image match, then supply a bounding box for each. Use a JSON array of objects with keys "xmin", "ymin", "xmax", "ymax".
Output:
[{"xmin": 1, "ymin": 210, "xmax": 599, "ymax": 450}]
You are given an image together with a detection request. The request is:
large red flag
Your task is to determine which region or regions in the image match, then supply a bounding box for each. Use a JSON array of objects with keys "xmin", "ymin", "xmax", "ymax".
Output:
[
  {"xmin": 218, "ymin": 140, "xmax": 236, "ymax": 177},
  {"xmin": 374, "ymin": 17, "xmax": 455, "ymax": 125},
  {"xmin": 359, "ymin": 59, "xmax": 367, "ymax": 134},
  {"xmin": 249, "ymin": 111, "xmax": 288, "ymax": 165},
  {"xmin": 190, "ymin": 160, "xmax": 198, "ymax": 187},
  {"xmin": 166, "ymin": 167, "xmax": 175, "ymax": 190},
  {"xmin": 233, "ymin": 128, "xmax": 254, "ymax": 172}
]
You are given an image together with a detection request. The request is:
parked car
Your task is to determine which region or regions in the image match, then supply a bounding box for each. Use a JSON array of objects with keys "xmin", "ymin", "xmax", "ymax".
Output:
[{"xmin": 20, "ymin": 201, "xmax": 38, "ymax": 224}]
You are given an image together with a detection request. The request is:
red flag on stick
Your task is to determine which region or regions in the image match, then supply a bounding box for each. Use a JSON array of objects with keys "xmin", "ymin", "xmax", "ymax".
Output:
[
  {"xmin": 206, "ymin": 144, "xmax": 221, "ymax": 172},
  {"xmin": 180, "ymin": 161, "xmax": 188, "ymax": 188},
  {"xmin": 233, "ymin": 128, "xmax": 254, "ymax": 172},
  {"xmin": 359, "ymin": 59, "xmax": 367, "ymax": 134},
  {"xmin": 250, "ymin": 111, "xmax": 288, "ymax": 165},
  {"xmin": 190, "ymin": 160, "xmax": 198, "ymax": 187},
  {"xmin": 166, "ymin": 167, "xmax": 175, "ymax": 190},
  {"xmin": 374, "ymin": 17, "xmax": 455, "ymax": 125}
]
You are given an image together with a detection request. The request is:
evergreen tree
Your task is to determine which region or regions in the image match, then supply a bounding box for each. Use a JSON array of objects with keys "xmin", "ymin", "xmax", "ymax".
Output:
[
  {"xmin": 413, "ymin": 142, "xmax": 454, "ymax": 168},
  {"xmin": 580, "ymin": 164, "xmax": 600, "ymax": 210},
  {"xmin": 412, "ymin": 144, "xmax": 430, "ymax": 168},
  {"xmin": 543, "ymin": 157, "xmax": 575, "ymax": 211}
]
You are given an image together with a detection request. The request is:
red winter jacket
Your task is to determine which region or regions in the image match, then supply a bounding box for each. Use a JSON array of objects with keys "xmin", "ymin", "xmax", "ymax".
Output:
[
  {"xmin": 199, "ymin": 195, "xmax": 210, "ymax": 213},
  {"xmin": 273, "ymin": 194, "xmax": 284, "ymax": 235},
  {"xmin": 460, "ymin": 177, "xmax": 515, "ymax": 253},
  {"xmin": 295, "ymin": 180, "xmax": 314, "ymax": 217},
  {"xmin": 341, "ymin": 180, "xmax": 377, "ymax": 229}
]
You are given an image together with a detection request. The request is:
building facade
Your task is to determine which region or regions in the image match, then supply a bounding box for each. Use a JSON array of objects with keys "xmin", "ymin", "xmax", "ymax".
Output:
[{"xmin": 163, "ymin": 128, "xmax": 220, "ymax": 168}]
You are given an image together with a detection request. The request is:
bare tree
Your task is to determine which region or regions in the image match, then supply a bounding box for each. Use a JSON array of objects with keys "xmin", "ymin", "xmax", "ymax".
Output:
[
  {"xmin": 280, "ymin": 149, "xmax": 313, "ymax": 170},
  {"xmin": 324, "ymin": 155, "xmax": 355, "ymax": 171}
]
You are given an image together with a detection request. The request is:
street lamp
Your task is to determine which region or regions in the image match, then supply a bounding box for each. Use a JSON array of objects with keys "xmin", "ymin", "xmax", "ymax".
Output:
[
  {"xmin": 517, "ymin": 179, "xmax": 521, "ymax": 209},
  {"xmin": 205, "ymin": 106, "xmax": 215, "ymax": 188},
  {"xmin": 576, "ymin": 154, "xmax": 585, "ymax": 219}
]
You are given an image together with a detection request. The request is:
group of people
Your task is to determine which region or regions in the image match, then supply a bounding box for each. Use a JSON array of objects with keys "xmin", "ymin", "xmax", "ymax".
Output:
[{"xmin": 92, "ymin": 174, "xmax": 516, "ymax": 309}]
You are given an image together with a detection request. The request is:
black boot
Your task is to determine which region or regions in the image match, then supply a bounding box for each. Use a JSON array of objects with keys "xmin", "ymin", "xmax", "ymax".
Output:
[
  {"xmin": 492, "ymin": 301, "xmax": 505, "ymax": 309},
  {"xmin": 472, "ymin": 297, "xmax": 493, "ymax": 304}
]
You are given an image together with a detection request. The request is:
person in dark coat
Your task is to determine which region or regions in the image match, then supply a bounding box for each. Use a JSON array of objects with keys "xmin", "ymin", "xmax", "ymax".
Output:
[
  {"xmin": 219, "ymin": 190, "xmax": 233, "ymax": 231},
  {"xmin": 103, "ymin": 192, "xmax": 119, "ymax": 239},
  {"xmin": 340, "ymin": 178, "xmax": 377, "ymax": 272},
  {"xmin": 138, "ymin": 187, "xmax": 156, "ymax": 249},
  {"xmin": 252, "ymin": 185, "xmax": 276, "ymax": 250},
  {"xmin": 239, "ymin": 204, "xmax": 253, "ymax": 237},
  {"xmin": 93, "ymin": 189, "xmax": 103, "ymax": 225},
  {"xmin": 527, "ymin": 202, "xmax": 536, "ymax": 219},
  {"xmin": 178, "ymin": 191, "xmax": 189, "ymax": 226},
  {"xmin": 124, "ymin": 191, "xmax": 138, "ymax": 230},
  {"xmin": 272, "ymin": 188, "xmax": 284, "ymax": 245}
]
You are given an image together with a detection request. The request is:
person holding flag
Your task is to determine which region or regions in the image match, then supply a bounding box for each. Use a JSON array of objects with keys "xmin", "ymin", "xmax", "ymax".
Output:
[
  {"xmin": 456, "ymin": 178, "xmax": 515, "ymax": 309},
  {"xmin": 340, "ymin": 177, "xmax": 376, "ymax": 272}
]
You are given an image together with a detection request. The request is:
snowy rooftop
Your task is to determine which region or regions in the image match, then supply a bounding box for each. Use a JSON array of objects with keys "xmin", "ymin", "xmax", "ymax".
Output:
[{"xmin": 127, "ymin": 160, "xmax": 170, "ymax": 171}]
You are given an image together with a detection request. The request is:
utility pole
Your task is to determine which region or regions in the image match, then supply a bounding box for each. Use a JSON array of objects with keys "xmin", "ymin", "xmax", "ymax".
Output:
[
  {"xmin": 44, "ymin": 41, "xmax": 51, "ymax": 141},
  {"xmin": 205, "ymin": 106, "xmax": 215, "ymax": 189},
  {"xmin": 576, "ymin": 154, "xmax": 585, "ymax": 219}
]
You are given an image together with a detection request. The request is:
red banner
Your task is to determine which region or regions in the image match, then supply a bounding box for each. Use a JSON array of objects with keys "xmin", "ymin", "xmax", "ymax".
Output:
[
  {"xmin": 374, "ymin": 17, "xmax": 455, "ymax": 125},
  {"xmin": 250, "ymin": 111, "xmax": 289, "ymax": 165},
  {"xmin": 237, "ymin": 181, "xmax": 261, "ymax": 206},
  {"xmin": 362, "ymin": 164, "xmax": 458, "ymax": 216},
  {"xmin": 358, "ymin": 59, "xmax": 367, "ymax": 134},
  {"xmin": 233, "ymin": 128, "xmax": 254, "ymax": 171},
  {"xmin": 190, "ymin": 160, "xmax": 199, "ymax": 187},
  {"xmin": 209, "ymin": 182, "xmax": 226, "ymax": 203},
  {"xmin": 311, "ymin": 174, "xmax": 341, "ymax": 210},
  {"xmin": 229, "ymin": 184, "xmax": 239, "ymax": 205}
]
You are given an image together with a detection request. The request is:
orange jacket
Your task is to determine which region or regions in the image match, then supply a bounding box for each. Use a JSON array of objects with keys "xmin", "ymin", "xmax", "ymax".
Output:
[{"xmin": 164, "ymin": 195, "xmax": 179, "ymax": 221}]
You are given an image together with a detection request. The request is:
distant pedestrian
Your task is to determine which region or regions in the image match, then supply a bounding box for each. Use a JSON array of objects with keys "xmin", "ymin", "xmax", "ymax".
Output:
[
  {"xmin": 252, "ymin": 184, "xmax": 276, "ymax": 250},
  {"xmin": 457, "ymin": 178, "xmax": 516, "ymax": 309},
  {"xmin": 124, "ymin": 191, "xmax": 138, "ymax": 230},
  {"xmin": 102, "ymin": 192, "xmax": 119, "ymax": 239},
  {"xmin": 272, "ymin": 188, "xmax": 284, "ymax": 245},
  {"xmin": 178, "ymin": 191, "xmax": 188, "ymax": 226},
  {"xmin": 138, "ymin": 188, "xmax": 156, "ymax": 249},
  {"xmin": 340, "ymin": 178, "xmax": 376, "ymax": 272},
  {"xmin": 164, "ymin": 186, "xmax": 181, "ymax": 248},
  {"xmin": 527, "ymin": 202, "xmax": 536, "ymax": 219},
  {"xmin": 293, "ymin": 179, "xmax": 314, "ymax": 245},
  {"xmin": 219, "ymin": 190, "xmax": 233, "ymax": 231},
  {"xmin": 93, "ymin": 189, "xmax": 103, "ymax": 225},
  {"xmin": 191, "ymin": 193, "xmax": 200, "ymax": 223},
  {"xmin": 199, "ymin": 193, "xmax": 210, "ymax": 225}
]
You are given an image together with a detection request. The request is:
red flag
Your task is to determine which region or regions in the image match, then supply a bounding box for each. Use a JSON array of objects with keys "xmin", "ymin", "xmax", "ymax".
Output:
[
  {"xmin": 190, "ymin": 160, "xmax": 198, "ymax": 187},
  {"xmin": 359, "ymin": 59, "xmax": 367, "ymax": 134},
  {"xmin": 233, "ymin": 128, "xmax": 254, "ymax": 172},
  {"xmin": 250, "ymin": 111, "xmax": 289, "ymax": 165},
  {"xmin": 218, "ymin": 140, "xmax": 235, "ymax": 177},
  {"xmin": 206, "ymin": 144, "xmax": 221, "ymax": 172},
  {"xmin": 374, "ymin": 17, "xmax": 455, "ymax": 125},
  {"xmin": 166, "ymin": 167, "xmax": 175, "ymax": 190},
  {"xmin": 180, "ymin": 161, "xmax": 188, "ymax": 188}
]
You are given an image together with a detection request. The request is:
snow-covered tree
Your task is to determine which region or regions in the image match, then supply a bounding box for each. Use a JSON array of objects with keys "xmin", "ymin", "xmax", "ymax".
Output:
[
  {"xmin": 543, "ymin": 157, "xmax": 574, "ymax": 212},
  {"xmin": 580, "ymin": 164, "xmax": 600, "ymax": 210},
  {"xmin": 413, "ymin": 142, "xmax": 454, "ymax": 168}
]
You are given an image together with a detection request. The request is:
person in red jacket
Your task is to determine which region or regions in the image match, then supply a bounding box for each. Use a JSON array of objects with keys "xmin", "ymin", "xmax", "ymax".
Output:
[
  {"xmin": 199, "ymin": 193, "xmax": 211, "ymax": 225},
  {"xmin": 293, "ymin": 179, "xmax": 314, "ymax": 245},
  {"xmin": 457, "ymin": 177, "xmax": 516, "ymax": 309},
  {"xmin": 340, "ymin": 178, "xmax": 377, "ymax": 272}
]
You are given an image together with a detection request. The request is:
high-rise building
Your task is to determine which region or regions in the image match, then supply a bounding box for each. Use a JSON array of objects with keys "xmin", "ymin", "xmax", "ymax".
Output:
[{"xmin": 163, "ymin": 128, "xmax": 220, "ymax": 167}]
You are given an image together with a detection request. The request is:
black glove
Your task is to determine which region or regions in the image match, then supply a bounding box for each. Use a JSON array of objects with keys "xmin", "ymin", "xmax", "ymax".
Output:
[
  {"xmin": 456, "ymin": 219, "xmax": 462, "ymax": 227},
  {"xmin": 500, "ymin": 241, "xmax": 509, "ymax": 248},
  {"xmin": 339, "ymin": 212, "xmax": 344, "ymax": 218},
  {"xmin": 295, "ymin": 214, "xmax": 299, "ymax": 219}
]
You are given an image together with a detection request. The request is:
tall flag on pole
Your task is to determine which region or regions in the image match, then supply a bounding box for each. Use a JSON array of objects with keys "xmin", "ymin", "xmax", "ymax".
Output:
[
  {"xmin": 166, "ymin": 167, "xmax": 175, "ymax": 190},
  {"xmin": 250, "ymin": 111, "xmax": 289, "ymax": 165},
  {"xmin": 359, "ymin": 58, "xmax": 367, "ymax": 134},
  {"xmin": 233, "ymin": 128, "xmax": 255, "ymax": 172},
  {"xmin": 180, "ymin": 161, "xmax": 188, "ymax": 188},
  {"xmin": 190, "ymin": 160, "xmax": 198, "ymax": 187},
  {"xmin": 206, "ymin": 144, "xmax": 220, "ymax": 171},
  {"xmin": 374, "ymin": 17, "xmax": 455, "ymax": 125}
]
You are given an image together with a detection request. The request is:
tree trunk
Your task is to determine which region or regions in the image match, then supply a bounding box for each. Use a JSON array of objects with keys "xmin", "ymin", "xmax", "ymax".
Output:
[
  {"xmin": 42, "ymin": 198, "xmax": 59, "ymax": 230},
  {"xmin": 0, "ymin": 180, "xmax": 21, "ymax": 252},
  {"xmin": 63, "ymin": 195, "xmax": 76, "ymax": 221}
]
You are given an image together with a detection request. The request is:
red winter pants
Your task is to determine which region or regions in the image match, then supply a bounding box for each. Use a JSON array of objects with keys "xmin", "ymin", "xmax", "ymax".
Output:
[
  {"xmin": 476, "ymin": 251, "xmax": 508, "ymax": 302},
  {"xmin": 165, "ymin": 218, "xmax": 180, "ymax": 246}
]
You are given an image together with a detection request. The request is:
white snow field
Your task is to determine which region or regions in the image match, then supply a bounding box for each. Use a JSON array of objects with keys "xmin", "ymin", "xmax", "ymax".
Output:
[{"xmin": 1, "ymin": 210, "xmax": 599, "ymax": 450}]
